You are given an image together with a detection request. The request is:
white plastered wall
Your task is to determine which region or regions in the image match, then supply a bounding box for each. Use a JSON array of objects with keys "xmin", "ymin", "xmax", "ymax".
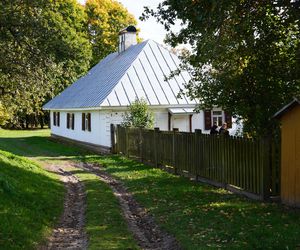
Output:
[
  {"xmin": 50, "ymin": 110, "xmax": 104, "ymax": 146},
  {"xmin": 50, "ymin": 108, "xmax": 241, "ymax": 149},
  {"xmin": 191, "ymin": 112, "xmax": 204, "ymax": 132},
  {"xmin": 153, "ymin": 110, "xmax": 169, "ymax": 131}
]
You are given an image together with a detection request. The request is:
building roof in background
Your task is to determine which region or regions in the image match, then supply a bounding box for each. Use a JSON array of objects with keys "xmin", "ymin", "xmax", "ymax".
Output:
[
  {"xmin": 273, "ymin": 98, "xmax": 300, "ymax": 119},
  {"xmin": 43, "ymin": 39, "xmax": 196, "ymax": 110}
]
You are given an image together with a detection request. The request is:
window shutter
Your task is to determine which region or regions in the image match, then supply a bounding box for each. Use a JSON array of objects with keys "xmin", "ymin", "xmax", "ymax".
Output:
[
  {"xmin": 57, "ymin": 112, "xmax": 60, "ymax": 127},
  {"xmin": 82, "ymin": 113, "xmax": 85, "ymax": 131},
  {"xmin": 87, "ymin": 113, "xmax": 91, "ymax": 131},
  {"xmin": 204, "ymin": 110, "xmax": 212, "ymax": 130},
  {"xmin": 53, "ymin": 112, "xmax": 56, "ymax": 126},
  {"xmin": 72, "ymin": 113, "xmax": 75, "ymax": 130},
  {"xmin": 67, "ymin": 113, "xmax": 70, "ymax": 129},
  {"xmin": 225, "ymin": 112, "xmax": 232, "ymax": 128}
]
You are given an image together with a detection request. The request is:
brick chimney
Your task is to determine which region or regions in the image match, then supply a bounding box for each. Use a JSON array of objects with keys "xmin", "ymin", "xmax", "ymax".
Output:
[{"xmin": 118, "ymin": 25, "xmax": 137, "ymax": 53}]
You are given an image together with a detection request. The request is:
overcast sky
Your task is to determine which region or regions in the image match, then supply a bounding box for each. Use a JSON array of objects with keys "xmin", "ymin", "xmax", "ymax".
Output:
[{"xmin": 77, "ymin": 0, "xmax": 171, "ymax": 45}]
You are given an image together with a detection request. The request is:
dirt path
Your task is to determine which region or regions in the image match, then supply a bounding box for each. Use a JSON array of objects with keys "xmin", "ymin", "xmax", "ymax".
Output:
[
  {"xmin": 40, "ymin": 163, "xmax": 88, "ymax": 250},
  {"xmin": 77, "ymin": 162, "xmax": 181, "ymax": 250},
  {"xmin": 40, "ymin": 160, "xmax": 180, "ymax": 250}
]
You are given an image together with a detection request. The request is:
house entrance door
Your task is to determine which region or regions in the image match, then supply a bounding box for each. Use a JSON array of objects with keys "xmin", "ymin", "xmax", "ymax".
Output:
[{"xmin": 172, "ymin": 115, "xmax": 189, "ymax": 132}]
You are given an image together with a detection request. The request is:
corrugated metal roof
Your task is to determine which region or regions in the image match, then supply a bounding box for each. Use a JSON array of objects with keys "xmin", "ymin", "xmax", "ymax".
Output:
[{"xmin": 43, "ymin": 39, "xmax": 196, "ymax": 110}]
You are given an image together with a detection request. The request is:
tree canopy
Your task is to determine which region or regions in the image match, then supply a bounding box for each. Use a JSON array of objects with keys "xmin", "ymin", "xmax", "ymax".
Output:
[
  {"xmin": 0, "ymin": 0, "xmax": 92, "ymax": 127},
  {"xmin": 0, "ymin": 0, "xmax": 137, "ymax": 128},
  {"xmin": 143, "ymin": 0, "xmax": 300, "ymax": 136}
]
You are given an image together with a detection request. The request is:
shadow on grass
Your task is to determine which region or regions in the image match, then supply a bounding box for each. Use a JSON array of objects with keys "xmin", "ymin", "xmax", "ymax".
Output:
[{"xmin": 0, "ymin": 153, "xmax": 64, "ymax": 250}]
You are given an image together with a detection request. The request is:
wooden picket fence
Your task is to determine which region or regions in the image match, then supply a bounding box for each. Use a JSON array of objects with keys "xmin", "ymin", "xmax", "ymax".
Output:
[{"xmin": 111, "ymin": 125, "xmax": 280, "ymax": 200}]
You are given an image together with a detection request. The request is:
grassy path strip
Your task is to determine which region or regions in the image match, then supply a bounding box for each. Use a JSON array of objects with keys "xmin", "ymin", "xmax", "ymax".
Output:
[
  {"xmin": 73, "ymin": 167, "xmax": 139, "ymax": 250},
  {"xmin": 85, "ymin": 155, "xmax": 300, "ymax": 250}
]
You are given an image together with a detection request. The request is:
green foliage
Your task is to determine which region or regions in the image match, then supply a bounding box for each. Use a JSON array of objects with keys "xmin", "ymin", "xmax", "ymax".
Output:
[
  {"xmin": 85, "ymin": 0, "xmax": 137, "ymax": 66},
  {"xmin": 0, "ymin": 149, "xmax": 64, "ymax": 249},
  {"xmin": 122, "ymin": 98, "xmax": 154, "ymax": 129},
  {"xmin": 0, "ymin": 102, "xmax": 9, "ymax": 126},
  {"xmin": 143, "ymin": 1, "xmax": 300, "ymax": 136},
  {"xmin": 0, "ymin": 0, "xmax": 92, "ymax": 128}
]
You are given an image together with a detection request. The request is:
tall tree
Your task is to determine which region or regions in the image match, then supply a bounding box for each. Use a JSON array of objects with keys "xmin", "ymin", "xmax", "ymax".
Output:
[
  {"xmin": 85, "ymin": 0, "xmax": 137, "ymax": 66},
  {"xmin": 143, "ymin": 1, "xmax": 300, "ymax": 136},
  {"xmin": 0, "ymin": 101, "xmax": 9, "ymax": 126},
  {"xmin": 0, "ymin": 0, "xmax": 92, "ymax": 128}
]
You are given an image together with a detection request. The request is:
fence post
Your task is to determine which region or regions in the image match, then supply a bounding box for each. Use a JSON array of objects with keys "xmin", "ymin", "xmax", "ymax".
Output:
[
  {"xmin": 125, "ymin": 127, "xmax": 129, "ymax": 157},
  {"xmin": 116, "ymin": 124, "xmax": 121, "ymax": 153},
  {"xmin": 110, "ymin": 124, "xmax": 117, "ymax": 154},
  {"xmin": 261, "ymin": 136, "xmax": 271, "ymax": 200},
  {"xmin": 154, "ymin": 127, "xmax": 160, "ymax": 167},
  {"xmin": 221, "ymin": 135, "xmax": 226, "ymax": 186},
  {"xmin": 173, "ymin": 128, "xmax": 179, "ymax": 174},
  {"xmin": 139, "ymin": 128, "xmax": 143, "ymax": 162},
  {"xmin": 195, "ymin": 129, "xmax": 202, "ymax": 181}
]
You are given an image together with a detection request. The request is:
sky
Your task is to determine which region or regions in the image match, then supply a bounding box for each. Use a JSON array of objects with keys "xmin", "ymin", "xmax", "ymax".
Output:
[{"xmin": 77, "ymin": 0, "xmax": 173, "ymax": 45}]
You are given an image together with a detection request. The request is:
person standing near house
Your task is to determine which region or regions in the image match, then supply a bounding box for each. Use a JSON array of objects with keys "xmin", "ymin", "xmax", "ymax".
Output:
[
  {"xmin": 210, "ymin": 122, "xmax": 219, "ymax": 135},
  {"xmin": 219, "ymin": 122, "xmax": 229, "ymax": 136}
]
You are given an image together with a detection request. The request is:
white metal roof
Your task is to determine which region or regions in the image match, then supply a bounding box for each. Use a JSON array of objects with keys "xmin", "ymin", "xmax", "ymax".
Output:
[
  {"xmin": 43, "ymin": 39, "xmax": 196, "ymax": 110},
  {"xmin": 168, "ymin": 108, "xmax": 195, "ymax": 115}
]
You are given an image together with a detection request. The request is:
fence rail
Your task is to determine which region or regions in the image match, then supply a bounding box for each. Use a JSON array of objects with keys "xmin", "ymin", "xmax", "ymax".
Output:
[{"xmin": 112, "ymin": 125, "xmax": 280, "ymax": 200}]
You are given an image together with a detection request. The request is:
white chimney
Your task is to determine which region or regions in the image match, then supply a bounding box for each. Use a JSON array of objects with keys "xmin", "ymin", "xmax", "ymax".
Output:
[{"xmin": 118, "ymin": 25, "xmax": 137, "ymax": 53}]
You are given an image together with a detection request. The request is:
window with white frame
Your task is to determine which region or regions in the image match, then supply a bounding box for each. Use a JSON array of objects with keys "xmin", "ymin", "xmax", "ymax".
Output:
[
  {"xmin": 204, "ymin": 110, "xmax": 232, "ymax": 130},
  {"xmin": 212, "ymin": 111, "xmax": 223, "ymax": 126}
]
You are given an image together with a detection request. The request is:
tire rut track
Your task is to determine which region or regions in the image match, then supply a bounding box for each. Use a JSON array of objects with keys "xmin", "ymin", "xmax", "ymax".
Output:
[
  {"xmin": 76, "ymin": 162, "xmax": 181, "ymax": 250},
  {"xmin": 40, "ymin": 164, "xmax": 87, "ymax": 250}
]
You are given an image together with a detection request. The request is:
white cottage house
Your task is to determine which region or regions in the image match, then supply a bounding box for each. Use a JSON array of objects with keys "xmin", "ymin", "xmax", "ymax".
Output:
[{"xmin": 43, "ymin": 26, "xmax": 237, "ymax": 151}]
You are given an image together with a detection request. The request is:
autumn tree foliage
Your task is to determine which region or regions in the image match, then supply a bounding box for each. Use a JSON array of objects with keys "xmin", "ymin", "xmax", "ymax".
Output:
[
  {"xmin": 86, "ymin": 0, "xmax": 137, "ymax": 66},
  {"xmin": 143, "ymin": 1, "xmax": 300, "ymax": 136}
]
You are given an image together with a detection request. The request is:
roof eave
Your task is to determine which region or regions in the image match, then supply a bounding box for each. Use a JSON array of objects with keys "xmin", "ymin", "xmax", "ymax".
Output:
[
  {"xmin": 42, "ymin": 106, "xmax": 103, "ymax": 111},
  {"xmin": 273, "ymin": 98, "xmax": 300, "ymax": 119}
]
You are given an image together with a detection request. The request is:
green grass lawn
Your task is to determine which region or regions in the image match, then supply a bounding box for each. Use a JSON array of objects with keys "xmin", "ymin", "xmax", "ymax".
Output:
[
  {"xmin": 85, "ymin": 157, "xmax": 300, "ymax": 250},
  {"xmin": 0, "ymin": 129, "xmax": 138, "ymax": 250},
  {"xmin": 0, "ymin": 149, "xmax": 64, "ymax": 249},
  {"xmin": 1, "ymin": 129, "xmax": 300, "ymax": 249}
]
